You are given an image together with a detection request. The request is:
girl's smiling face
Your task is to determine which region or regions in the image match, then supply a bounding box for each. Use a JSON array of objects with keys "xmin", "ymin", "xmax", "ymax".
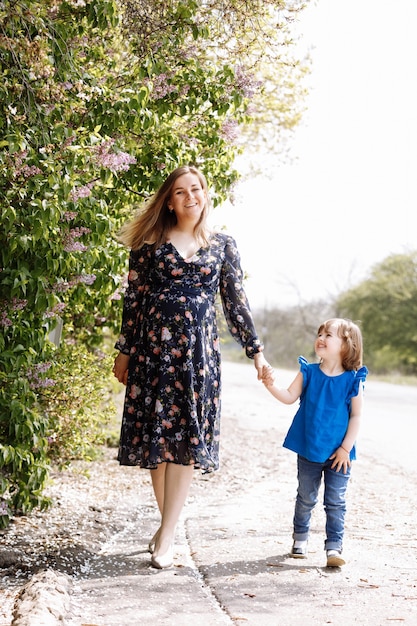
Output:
[{"xmin": 315, "ymin": 323, "xmax": 344, "ymax": 360}]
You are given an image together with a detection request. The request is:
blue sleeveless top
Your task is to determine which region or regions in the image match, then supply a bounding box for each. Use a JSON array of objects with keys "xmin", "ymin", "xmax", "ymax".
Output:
[{"xmin": 283, "ymin": 356, "xmax": 368, "ymax": 463}]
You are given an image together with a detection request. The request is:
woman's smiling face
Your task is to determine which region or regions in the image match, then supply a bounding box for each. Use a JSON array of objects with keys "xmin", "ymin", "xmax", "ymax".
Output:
[{"xmin": 168, "ymin": 173, "xmax": 207, "ymax": 223}]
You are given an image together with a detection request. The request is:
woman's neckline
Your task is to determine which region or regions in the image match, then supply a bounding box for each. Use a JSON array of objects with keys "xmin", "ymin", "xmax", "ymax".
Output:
[{"xmin": 166, "ymin": 240, "xmax": 202, "ymax": 261}]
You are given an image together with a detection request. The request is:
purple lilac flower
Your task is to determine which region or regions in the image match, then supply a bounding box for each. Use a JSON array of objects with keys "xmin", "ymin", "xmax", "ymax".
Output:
[
  {"xmin": 62, "ymin": 211, "xmax": 78, "ymax": 222},
  {"xmin": 44, "ymin": 302, "xmax": 67, "ymax": 318},
  {"xmin": 69, "ymin": 183, "xmax": 94, "ymax": 202},
  {"xmin": 12, "ymin": 298, "xmax": 28, "ymax": 311},
  {"xmin": 27, "ymin": 362, "xmax": 56, "ymax": 389},
  {"xmin": 77, "ymin": 273, "xmax": 96, "ymax": 285},
  {"xmin": 111, "ymin": 273, "xmax": 129, "ymax": 300},
  {"xmin": 235, "ymin": 65, "xmax": 262, "ymax": 98},
  {"xmin": 62, "ymin": 226, "xmax": 91, "ymax": 252},
  {"xmin": 21, "ymin": 165, "xmax": 42, "ymax": 177},
  {"xmin": 221, "ymin": 119, "xmax": 240, "ymax": 142},
  {"xmin": 64, "ymin": 241, "xmax": 88, "ymax": 252},
  {"xmin": 53, "ymin": 279, "xmax": 77, "ymax": 292},
  {"xmin": 52, "ymin": 273, "xmax": 96, "ymax": 291},
  {"xmin": 110, "ymin": 289, "xmax": 122, "ymax": 301},
  {"xmin": 144, "ymin": 73, "xmax": 178, "ymax": 100},
  {"xmin": 0, "ymin": 501, "xmax": 10, "ymax": 516},
  {"xmin": 0, "ymin": 298, "xmax": 27, "ymax": 326},
  {"xmin": 93, "ymin": 140, "xmax": 136, "ymax": 173},
  {"xmin": 10, "ymin": 150, "xmax": 42, "ymax": 177},
  {"xmin": 1, "ymin": 312, "xmax": 12, "ymax": 327},
  {"xmin": 11, "ymin": 150, "xmax": 27, "ymax": 174}
]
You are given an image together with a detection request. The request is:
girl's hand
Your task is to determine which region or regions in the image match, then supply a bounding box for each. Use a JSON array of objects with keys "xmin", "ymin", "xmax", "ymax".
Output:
[
  {"xmin": 261, "ymin": 365, "xmax": 275, "ymax": 387},
  {"xmin": 113, "ymin": 352, "xmax": 130, "ymax": 385},
  {"xmin": 330, "ymin": 447, "xmax": 351, "ymax": 474}
]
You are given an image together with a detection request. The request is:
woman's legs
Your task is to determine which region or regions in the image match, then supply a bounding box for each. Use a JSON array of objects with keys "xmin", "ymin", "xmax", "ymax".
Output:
[
  {"xmin": 151, "ymin": 463, "xmax": 194, "ymax": 559},
  {"xmin": 150, "ymin": 463, "xmax": 166, "ymax": 515},
  {"xmin": 148, "ymin": 464, "xmax": 166, "ymax": 550}
]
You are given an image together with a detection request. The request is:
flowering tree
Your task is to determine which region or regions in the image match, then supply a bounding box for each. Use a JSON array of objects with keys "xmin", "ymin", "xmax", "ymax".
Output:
[{"xmin": 0, "ymin": 0, "xmax": 308, "ymax": 526}]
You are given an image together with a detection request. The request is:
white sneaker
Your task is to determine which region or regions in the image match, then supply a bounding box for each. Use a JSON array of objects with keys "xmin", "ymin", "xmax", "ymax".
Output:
[
  {"xmin": 326, "ymin": 549, "xmax": 345, "ymax": 567},
  {"xmin": 291, "ymin": 540, "xmax": 308, "ymax": 558}
]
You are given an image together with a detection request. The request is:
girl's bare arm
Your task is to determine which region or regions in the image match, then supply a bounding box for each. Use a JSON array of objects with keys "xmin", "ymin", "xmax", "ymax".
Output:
[
  {"xmin": 330, "ymin": 386, "xmax": 364, "ymax": 473},
  {"xmin": 262, "ymin": 368, "xmax": 303, "ymax": 405}
]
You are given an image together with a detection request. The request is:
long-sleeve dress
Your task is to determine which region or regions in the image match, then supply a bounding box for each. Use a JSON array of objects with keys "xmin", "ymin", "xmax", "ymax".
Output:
[{"xmin": 115, "ymin": 232, "xmax": 263, "ymax": 472}]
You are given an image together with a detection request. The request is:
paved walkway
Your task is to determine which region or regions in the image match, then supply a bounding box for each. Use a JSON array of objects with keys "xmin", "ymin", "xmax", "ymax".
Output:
[
  {"xmin": 65, "ymin": 362, "xmax": 417, "ymax": 626},
  {"xmin": 5, "ymin": 361, "xmax": 417, "ymax": 625}
]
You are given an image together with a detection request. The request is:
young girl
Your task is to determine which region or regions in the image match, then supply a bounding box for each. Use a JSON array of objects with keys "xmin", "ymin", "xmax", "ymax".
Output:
[{"xmin": 262, "ymin": 318, "xmax": 367, "ymax": 567}]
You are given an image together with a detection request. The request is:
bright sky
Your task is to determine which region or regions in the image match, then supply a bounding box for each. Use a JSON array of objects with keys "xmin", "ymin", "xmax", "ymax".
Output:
[{"xmin": 212, "ymin": 0, "xmax": 417, "ymax": 310}]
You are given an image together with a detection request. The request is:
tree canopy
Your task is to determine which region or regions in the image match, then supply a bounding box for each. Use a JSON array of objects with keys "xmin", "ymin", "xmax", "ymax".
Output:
[{"xmin": 336, "ymin": 251, "xmax": 417, "ymax": 373}]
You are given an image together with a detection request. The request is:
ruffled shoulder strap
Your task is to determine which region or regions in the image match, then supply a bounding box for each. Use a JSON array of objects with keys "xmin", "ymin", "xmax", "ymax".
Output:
[
  {"xmin": 350, "ymin": 365, "xmax": 368, "ymax": 398},
  {"xmin": 357, "ymin": 365, "xmax": 368, "ymax": 380},
  {"xmin": 297, "ymin": 356, "xmax": 312, "ymax": 391},
  {"xmin": 298, "ymin": 356, "xmax": 310, "ymax": 381},
  {"xmin": 298, "ymin": 355, "xmax": 309, "ymax": 371}
]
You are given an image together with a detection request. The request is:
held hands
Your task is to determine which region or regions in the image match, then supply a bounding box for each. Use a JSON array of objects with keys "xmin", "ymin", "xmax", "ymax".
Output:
[
  {"xmin": 330, "ymin": 446, "xmax": 351, "ymax": 474},
  {"xmin": 253, "ymin": 352, "xmax": 270, "ymax": 380},
  {"xmin": 113, "ymin": 352, "xmax": 130, "ymax": 385},
  {"xmin": 260, "ymin": 364, "xmax": 275, "ymax": 387}
]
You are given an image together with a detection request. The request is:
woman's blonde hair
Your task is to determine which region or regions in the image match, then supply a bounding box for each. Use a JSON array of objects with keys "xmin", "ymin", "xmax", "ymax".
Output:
[
  {"xmin": 317, "ymin": 318, "xmax": 363, "ymax": 371},
  {"xmin": 117, "ymin": 165, "xmax": 212, "ymax": 250}
]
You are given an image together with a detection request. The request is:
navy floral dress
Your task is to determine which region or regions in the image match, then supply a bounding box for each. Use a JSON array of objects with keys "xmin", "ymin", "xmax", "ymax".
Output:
[{"xmin": 115, "ymin": 232, "xmax": 263, "ymax": 472}]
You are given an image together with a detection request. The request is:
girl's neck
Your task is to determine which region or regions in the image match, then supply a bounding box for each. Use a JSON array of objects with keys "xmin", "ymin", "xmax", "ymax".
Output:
[{"xmin": 319, "ymin": 359, "xmax": 345, "ymax": 376}]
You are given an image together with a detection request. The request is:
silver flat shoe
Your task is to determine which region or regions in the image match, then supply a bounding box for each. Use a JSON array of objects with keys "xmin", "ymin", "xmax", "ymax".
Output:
[
  {"xmin": 148, "ymin": 530, "xmax": 160, "ymax": 554},
  {"xmin": 151, "ymin": 545, "xmax": 173, "ymax": 569}
]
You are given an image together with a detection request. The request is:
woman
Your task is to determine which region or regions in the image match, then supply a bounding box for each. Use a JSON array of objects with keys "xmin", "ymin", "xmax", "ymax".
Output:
[{"xmin": 113, "ymin": 165, "xmax": 268, "ymax": 569}]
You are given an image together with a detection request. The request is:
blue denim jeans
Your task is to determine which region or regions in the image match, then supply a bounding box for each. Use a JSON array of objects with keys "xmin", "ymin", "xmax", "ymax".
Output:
[{"xmin": 293, "ymin": 455, "xmax": 351, "ymax": 551}]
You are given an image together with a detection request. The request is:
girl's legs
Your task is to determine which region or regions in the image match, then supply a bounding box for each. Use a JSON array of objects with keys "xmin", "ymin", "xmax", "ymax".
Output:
[
  {"xmin": 323, "ymin": 460, "xmax": 351, "ymax": 551},
  {"xmin": 151, "ymin": 463, "xmax": 194, "ymax": 559},
  {"xmin": 293, "ymin": 455, "xmax": 323, "ymax": 542}
]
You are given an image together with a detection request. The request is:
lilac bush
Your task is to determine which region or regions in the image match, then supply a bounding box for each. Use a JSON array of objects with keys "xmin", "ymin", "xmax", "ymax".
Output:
[{"xmin": 0, "ymin": 0, "xmax": 308, "ymax": 525}]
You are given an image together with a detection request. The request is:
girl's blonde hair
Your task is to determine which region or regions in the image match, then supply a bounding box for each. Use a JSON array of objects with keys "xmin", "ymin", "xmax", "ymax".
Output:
[
  {"xmin": 318, "ymin": 318, "xmax": 363, "ymax": 371},
  {"xmin": 117, "ymin": 165, "xmax": 212, "ymax": 250}
]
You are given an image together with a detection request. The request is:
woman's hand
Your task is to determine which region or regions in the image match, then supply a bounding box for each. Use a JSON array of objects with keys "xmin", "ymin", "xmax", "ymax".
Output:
[
  {"xmin": 253, "ymin": 352, "xmax": 269, "ymax": 380},
  {"xmin": 113, "ymin": 352, "xmax": 130, "ymax": 385}
]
